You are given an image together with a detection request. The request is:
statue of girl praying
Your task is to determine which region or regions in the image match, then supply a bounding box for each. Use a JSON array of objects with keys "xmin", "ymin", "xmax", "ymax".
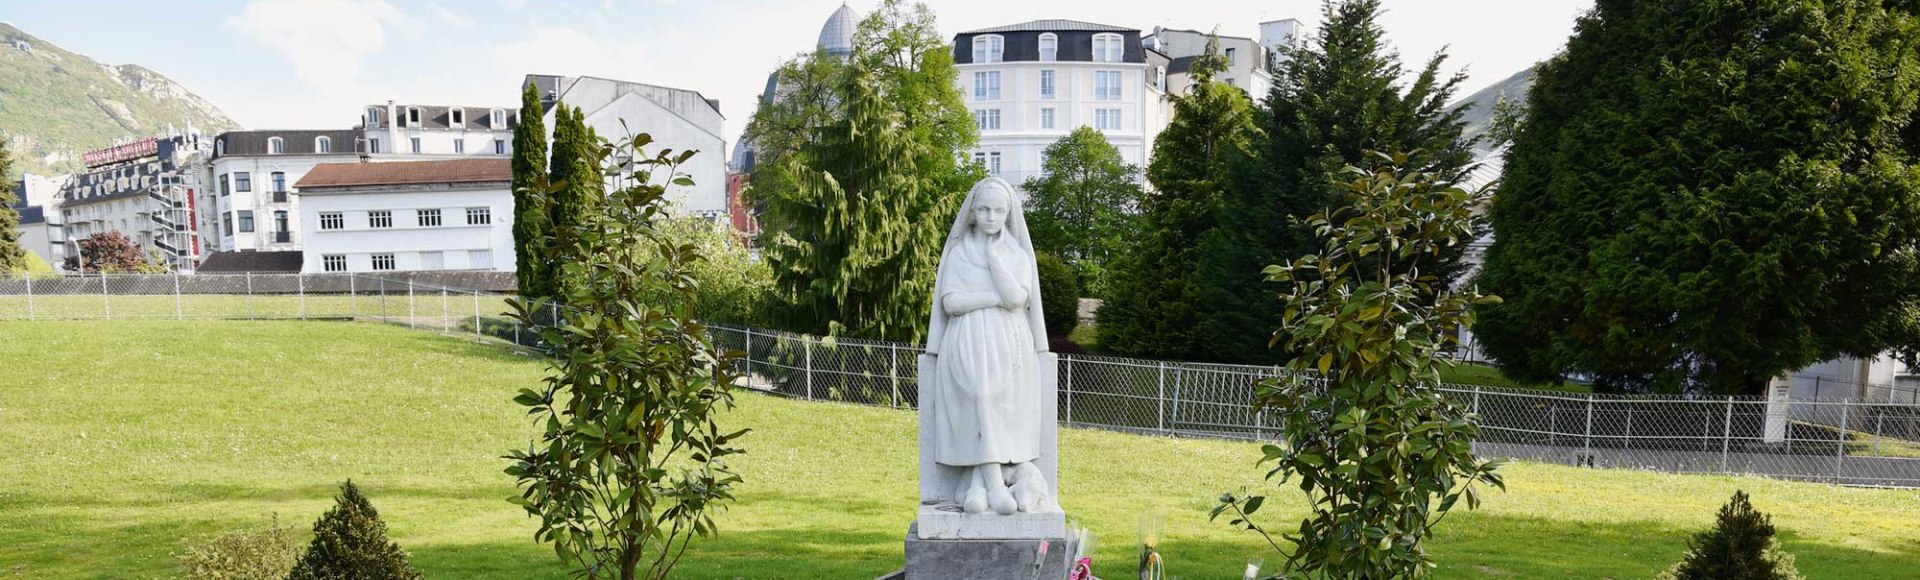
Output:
[{"xmin": 923, "ymin": 176, "xmax": 1053, "ymax": 516}]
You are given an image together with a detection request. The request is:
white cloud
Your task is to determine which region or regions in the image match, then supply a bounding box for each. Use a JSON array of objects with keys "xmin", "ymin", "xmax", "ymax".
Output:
[
  {"xmin": 426, "ymin": 3, "xmax": 475, "ymax": 29},
  {"xmin": 226, "ymin": 0, "xmax": 412, "ymax": 88},
  {"xmin": 491, "ymin": 27, "xmax": 650, "ymax": 81}
]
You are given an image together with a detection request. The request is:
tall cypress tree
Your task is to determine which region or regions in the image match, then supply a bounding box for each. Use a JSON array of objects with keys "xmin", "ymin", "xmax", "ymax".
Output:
[
  {"xmin": 511, "ymin": 82, "xmax": 551, "ymax": 299},
  {"xmin": 1191, "ymin": 0, "xmax": 1476, "ymax": 364},
  {"xmin": 1475, "ymin": 0, "xmax": 1920, "ymax": 394},
  {"xmin": 748, "ymin": 0, "xmax": 978, "ymax": 343},
  {"xmin": 545, "ymin": 106, "xmax": 604, "ymax": 299},
  {"xmin": 1096, "ymin": 38, "xmax": 1256, "ymax": 360},
  {"xmin": 0, "ymin": 136, "xmax": 25, "ymax": 273}
]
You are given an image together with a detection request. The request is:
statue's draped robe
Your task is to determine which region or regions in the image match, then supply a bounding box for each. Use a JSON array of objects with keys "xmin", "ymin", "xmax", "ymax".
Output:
[{"xmin": 929, "ymin": 236, "xmax": 1042, "ymax": 467}]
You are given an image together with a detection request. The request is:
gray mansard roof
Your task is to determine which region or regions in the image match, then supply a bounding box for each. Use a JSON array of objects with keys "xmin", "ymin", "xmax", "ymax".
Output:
[
  {"xmin": 362, "ymin": 104, "xmax": 520, "ymax": 131},
  {"xmin": 214, "ymin": 130, "xmax": 362, "ymax": 159}
]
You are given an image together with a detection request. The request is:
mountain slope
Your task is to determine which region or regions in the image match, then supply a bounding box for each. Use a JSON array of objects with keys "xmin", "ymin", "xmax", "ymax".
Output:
[
  {"xmin": 1451, "ymin": 66, "xmax": 1534, "ymax": 146},
  {"xmin": 0, "ymin": 23, "xmax": 239, "ymax": 178}
]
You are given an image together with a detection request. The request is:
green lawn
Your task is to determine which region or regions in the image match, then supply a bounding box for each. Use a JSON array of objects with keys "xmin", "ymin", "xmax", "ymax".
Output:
[
  {"xmin": 2, "ymin": 321, "xmax": 1916, "ymax": 579},
  {"xmin": 0, "ymin": 293, "xmax": 515, "ymax": 322}
]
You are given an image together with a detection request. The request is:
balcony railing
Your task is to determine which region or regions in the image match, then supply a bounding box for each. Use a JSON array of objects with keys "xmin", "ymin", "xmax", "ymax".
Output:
[
  {"xmin": 272, "ymin": 190, "xmax": 289, "ymax": 203},
  {"xmin": 274, "ymin": 231, "xmax": 292, "ymax": 243}
]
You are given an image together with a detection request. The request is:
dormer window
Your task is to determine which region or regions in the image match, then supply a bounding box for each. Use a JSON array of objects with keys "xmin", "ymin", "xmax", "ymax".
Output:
[
  {"xmin": 215, "ymin": 139, "xmax": 225, "ymax": 157},
  {"xmin": 268, "ymin": 137, "xmax": 285, "ymax": 154},
  {"xmin": 366, "ymin": 107, "xmax": 382, "ymax": 126},
  {"xmin": 490, "ymin": 109, "xmax": 506, "ymax": 127},
  {"xmin": 1039, "ymin": 33, "xmax": 1058, "ymax": 61},
  {"xmin": 972, "ymin": 34, "xmax": 1004, "ymax": 63},
  {"xmin": 405, "ymin": 106, "xmax": 422, "ymax": 127},
  {"xmin": 1093, "ymin": 33, "xmax": 1124, "ymax": 63},
  {"xmin": 449, "ymin": 108, "xmax": 465, "ymax": 128},
  {"xmin": 315, "ymin": 136, "xmax": 332, "ymax": 153}
]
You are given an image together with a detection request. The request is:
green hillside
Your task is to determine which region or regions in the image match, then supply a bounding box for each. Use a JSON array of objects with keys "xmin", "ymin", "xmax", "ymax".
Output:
[
  {"xmin": 0, "ymin": 23, "xmax": 238, "ymax": 179},
  {"xmin": 1452, "ymin": 66, "xmax": 1534, "ymax": 144}
]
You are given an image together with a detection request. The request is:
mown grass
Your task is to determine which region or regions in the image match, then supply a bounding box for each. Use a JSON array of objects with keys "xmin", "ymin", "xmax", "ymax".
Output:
[
  {"xmin": 1, "ymin": 321, "xmax": 1916, "ymax": 579},
  {"xmin": 0, "ymin": 293, "xmax": 515, "ymax": 323}
]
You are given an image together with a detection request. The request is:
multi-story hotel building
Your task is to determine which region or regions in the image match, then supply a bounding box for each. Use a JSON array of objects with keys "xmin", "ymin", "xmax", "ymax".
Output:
[
  {"xmin": 952, "ymin": 20, "xmax": 1170, "ymax": 191},
  {"xmin": 202, "ymin": 130, "xmax": 361, "ymax": 256},
  {"xmin": 56, "ymin": 133, "xmax": 212, "ymax": 271}
]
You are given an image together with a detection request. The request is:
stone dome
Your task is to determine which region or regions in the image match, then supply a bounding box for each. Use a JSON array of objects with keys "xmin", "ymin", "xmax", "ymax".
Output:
[{"xmin": 817, "ymin": 5, "xmax": 858, "ymax": 57}]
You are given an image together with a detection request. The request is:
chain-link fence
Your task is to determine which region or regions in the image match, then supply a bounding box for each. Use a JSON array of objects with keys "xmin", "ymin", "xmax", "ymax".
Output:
[
  {"xmin": 705, "ymin": 324, "xmax": 1920, "ymax": 488},
  {"xmin": 4, "ymin": 274, "xmax": 1916, "ymax": 487}
]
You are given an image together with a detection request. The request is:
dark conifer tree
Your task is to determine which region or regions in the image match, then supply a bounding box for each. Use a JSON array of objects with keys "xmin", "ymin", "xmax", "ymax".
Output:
[{"xmin": 1476, "ymin": 0, "xmax": 1920, "ymax": 394}]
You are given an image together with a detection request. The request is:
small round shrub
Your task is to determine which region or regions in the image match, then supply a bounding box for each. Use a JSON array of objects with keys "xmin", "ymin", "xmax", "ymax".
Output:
[
  {"xmin": 1036, "ymin": 252, "xmax": 1080, "ymax": 337},
  {"xmin": 176, "ymin": 515, "xmax": 300, "ymax": 580}
]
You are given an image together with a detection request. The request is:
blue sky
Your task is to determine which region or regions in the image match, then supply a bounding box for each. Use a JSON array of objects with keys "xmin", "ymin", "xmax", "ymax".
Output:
[{"xmin": 3, "ymin": 0, "xmax": 1590, "ymax": 147}]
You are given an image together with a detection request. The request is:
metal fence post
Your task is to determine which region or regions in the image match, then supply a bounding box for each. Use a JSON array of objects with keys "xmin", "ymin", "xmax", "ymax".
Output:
[
  {"xmin": 1722, "ymin": 397, "xmax": 1734, "ymax": 473},
  {"xmin": 348, "ymin": 275, "xmax": 356, "ymax": 319},
  {"xmin": 298, "ymin": 274, "xmax": 306, "ymax": 320},
  {"xmin": 472, "ymin": 292, "xmax": 481, "ymax": 340},
  {"xmin": 101, "ymin": 271, "xmax": 110, "ymax": 320},
  {"xmin": 1584, "ymin": 395, "xmax": 1595, "ymax": 460},
  {"xmin": 441, "ymin": 288, "xmax": 450, "ymax": 333},
  {"xmin": 173, "ymin": 273, "xmax": 182, "ymax": 320},
  {"xmin": 246, "ymin": 272, "xmax": 255, "ymax": 320},
  {"xmin": 1836, "ymin": 400, "xmax": 1851, "ymax": 477},
  {"xmin": 743, "ymin": 327, "xmax": 755, "ymax": 388},
  {"xmin": 406, "ymin": 280, "xmax": 415, "ymax": 329},
  {"xmin": 804, "ymin": 335, "xmax": 815, "ymax": 400},
  {"xmin": 24, "ymin": 275, "xmax": 33, "ymax": 320},
  {"xmin": 1064, "ymin": 357, "xmax": 1074, "ymax": 425},
  {"xmin": 1472, "ymin": 385, "xmax": 1483, "ymax": 417},
  {"xmin": 1158, "ymin": 362, "xmax": 1168, "ymax": 432},
  {"xmin": 890, "ymin": 344, "xmax": 901, "ymax": 408},
  {"xmin": 379, "ymin": 278, "xmax": 388, "ymax": 323}
]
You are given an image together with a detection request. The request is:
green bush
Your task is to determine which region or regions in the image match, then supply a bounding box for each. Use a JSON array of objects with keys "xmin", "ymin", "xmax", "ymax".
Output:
[
  {"xmin": 1036, "ymin": 251, "xmax": 1080, "ymax": 337},
  {"xmin": 1658, "ymin": 491, "xmax": 1803, "ymax": 580},
  {"xmin": 175, "ymin": 516, "xmax": 300, "ymax": 580},
  {"xmin": 288, "ymin": 480, "xmax": 422, "ymax": 580}
]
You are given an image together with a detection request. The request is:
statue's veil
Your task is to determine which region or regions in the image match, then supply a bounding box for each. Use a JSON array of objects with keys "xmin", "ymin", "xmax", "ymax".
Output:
[{"xmin": 924, "ymin": 177, "xmax": 1049, "ymax": 355}]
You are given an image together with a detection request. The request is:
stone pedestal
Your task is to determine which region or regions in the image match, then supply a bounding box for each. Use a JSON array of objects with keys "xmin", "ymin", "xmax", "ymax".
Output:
[
  {"xmin": 916, "ymin": 504, "xmax": 1066, "ymax": 540},
  {"xmin": 901, "ymin": 522, "xmax": 1076, "ymax": 580}
]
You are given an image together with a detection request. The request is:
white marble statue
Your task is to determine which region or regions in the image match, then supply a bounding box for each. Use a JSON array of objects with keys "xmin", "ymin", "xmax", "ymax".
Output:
[{"xmin": 923, "ymin": 177, "xmax": 1055, "ymax": 518}]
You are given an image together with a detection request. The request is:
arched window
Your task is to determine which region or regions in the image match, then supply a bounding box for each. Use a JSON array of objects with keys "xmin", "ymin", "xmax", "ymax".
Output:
[
  {"xmin": 1038, "ymin": 33, "xmax": 1058, "ymax": 61},
  {"xmin": 315, "ymin": 136, "xmax": 332, "ymax": 153},
  {"xmin": 268, "ymin": 137, "xmax": 285, "ymax": 154},
  {"xmin": 1092, "ymin": 33, "xmax": 1124, "ymax": 63},
  {"xmin": 972, "ymin": 34, "xmax": 1004, "ymax": 63}
]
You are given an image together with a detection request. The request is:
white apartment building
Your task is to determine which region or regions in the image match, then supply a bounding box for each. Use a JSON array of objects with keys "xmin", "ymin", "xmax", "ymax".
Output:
[
  {"xmin": 57, "ymin": 133, "xmax": 211, "ymax": 271},
  {"xmin": 524, "ymin": 75, "xmax": 729, "ymax": 220},
  {"xmin": 292, "ymin": 158, "xmax": 514, "ymax": 274},
  {"xmin": 361, "ymin": 102, "xmax": 517, "ymax": 159},
  {"xmin": 1145, "ymin": 23, "xmax": 1299, "ymax": 98},
  {"xmin": 203, "ymin": 130, "xmax": 361, "ymax": 255},
  {"xmin": 953, "ymin": 20, "xmax": 1170, "ymax": 190},
  {"xmin": 11, "ymin": 174, "xmax": 67, "ymax": 268}
]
